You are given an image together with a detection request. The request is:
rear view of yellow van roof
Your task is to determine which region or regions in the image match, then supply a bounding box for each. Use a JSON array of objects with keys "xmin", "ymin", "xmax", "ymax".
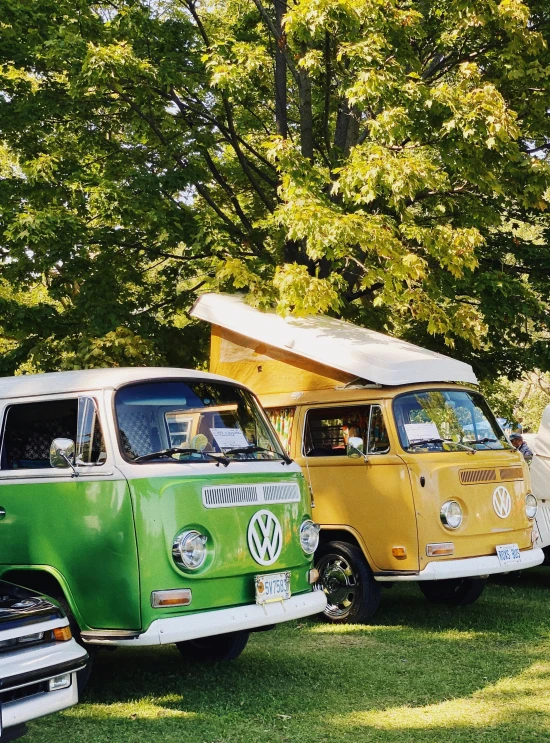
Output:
[{"xmin": 190, "ymin": 293, "xmax": 478, "ymax": 391}]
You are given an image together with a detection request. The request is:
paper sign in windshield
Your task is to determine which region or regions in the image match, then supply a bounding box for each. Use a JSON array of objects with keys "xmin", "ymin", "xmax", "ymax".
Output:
[
  {"xmin": 210, "ymin": 427, "xmax": 249, "ymax": 450},
  {"xmin": 404, "ymin": 422, "xmax": 440, "ymax": 442}
]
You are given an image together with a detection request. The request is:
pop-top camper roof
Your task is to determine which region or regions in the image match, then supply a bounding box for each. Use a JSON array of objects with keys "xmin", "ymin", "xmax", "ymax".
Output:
[{"xmin": 191, "ymin": 293, "xmax": 478, "ymax": 390}]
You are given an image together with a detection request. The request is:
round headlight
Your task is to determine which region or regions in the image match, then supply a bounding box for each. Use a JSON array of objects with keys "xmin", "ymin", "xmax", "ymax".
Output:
[
  {"xmin": 173, "ymin": 530, "xmax": 208, "ymax": 570},
  {"xmin": 300, "ymin": 520, "xmax": 320, "ymax": 554},
  {"xmin": 525, "ymin": 493, "xmax": 537, "ymax": 520},
  {"xmin": 440, "ymin": 500, "xmax": 463, "ymax": 530}
]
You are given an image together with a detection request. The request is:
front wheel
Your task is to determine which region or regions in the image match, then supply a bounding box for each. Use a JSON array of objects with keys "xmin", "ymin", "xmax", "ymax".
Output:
[
  {"xmin": 418, "ymin": 577, "xmax": 486, "ymax": 606},
  {"xmin": 176, "ymin": 631, "xmax": 249, "ymax": 662},
  {"xmin": 316, "ymin": 541, "xmax": 381, "ymax": 624}
]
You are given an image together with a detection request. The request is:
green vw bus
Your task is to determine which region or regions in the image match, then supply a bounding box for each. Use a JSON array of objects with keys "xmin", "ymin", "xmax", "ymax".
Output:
[{"xmin": 0, "ymin": 368, "xmax": 325, "ymax": 679}]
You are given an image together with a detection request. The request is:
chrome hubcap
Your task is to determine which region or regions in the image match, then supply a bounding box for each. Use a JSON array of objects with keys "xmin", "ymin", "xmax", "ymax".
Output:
[{"xmin": 316, "ymin": 554, "xmax": 358, "ymax": 618}]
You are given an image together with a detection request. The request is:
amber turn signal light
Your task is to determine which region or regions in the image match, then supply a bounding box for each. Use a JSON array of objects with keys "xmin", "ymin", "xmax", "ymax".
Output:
[
  {"xmin": 426, "ymin": 543, "xmax": 454, "ymax": 557},
  {"xmin": 53, "ymin": 626, "xmax": 73, "ymax": 642},
  {"xmin": 392, "ymin": 546, "xmax": 407, "ymax": 559},
  {"xmin": 307, "ymin": 568, "xmax": 320, "ymax": 584},
  {"xmin": 151, "ymin": 589, "xmax": 192, "ymax": 608}
]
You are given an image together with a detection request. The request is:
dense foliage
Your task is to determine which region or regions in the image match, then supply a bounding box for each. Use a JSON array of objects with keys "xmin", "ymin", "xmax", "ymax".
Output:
[{"xmin": 0, "ymin": 0, "xmax": 549, "ymax": 375}]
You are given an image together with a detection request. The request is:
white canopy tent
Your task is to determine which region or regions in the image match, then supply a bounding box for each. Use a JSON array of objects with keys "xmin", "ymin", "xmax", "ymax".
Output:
[{"xmin": 532, "ymin": 405, "xmax": 550, "ymax": 549}]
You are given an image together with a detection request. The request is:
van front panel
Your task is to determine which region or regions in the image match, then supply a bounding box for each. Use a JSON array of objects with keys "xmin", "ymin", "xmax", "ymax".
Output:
[
  {"xmin": 126, "ymin": 471, "xmax": 313, "ymax": 631},
  {"xmin": 406, "ymin": 453, "xmax": 533, "ymax": 567},
  {"xmin": 392, "ymin": 386, "xmax": 535, "ymax": 568}
]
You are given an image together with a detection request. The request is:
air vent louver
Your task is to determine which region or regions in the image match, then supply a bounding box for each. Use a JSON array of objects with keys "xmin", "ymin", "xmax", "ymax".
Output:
[
  {"xmin": 459, "ymin": 469, "xmax": 497, "ymax": 485},
  {"xmin": 203, "ymin": 483, "xmax": 300, "ymax": 508},
  {"xmin": 499, "ymin": 467, "xmax": 524, "ymax": 481}
]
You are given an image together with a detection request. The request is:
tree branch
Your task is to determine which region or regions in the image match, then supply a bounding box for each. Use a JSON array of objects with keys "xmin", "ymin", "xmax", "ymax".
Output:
[
  {"xmin": 114, "ymin": 88, "xmax": 249, "ymax": 240},
  {"xmin": 250, "ymin": 0, "xmax": 301, "ymax": 85},
  {"xmin": 345, "ymin": 283, "xmax": 384, "ymax": 302}
]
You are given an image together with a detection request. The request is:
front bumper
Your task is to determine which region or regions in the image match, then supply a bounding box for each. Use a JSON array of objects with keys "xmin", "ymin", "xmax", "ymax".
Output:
[
  {"xmin": 1, "ymin": 638, "xmax": 88, "ymax": 733},
  {"xmin": 2, "ymin": 677, "xmax": 79, "ymax": 733},
  {"xmin": 83, "ymin": 590, "xmax": 327, "ymax": 647},
  {"xmin": 375, "ymin": 547, "xmax": 544, "ymax": 582}
]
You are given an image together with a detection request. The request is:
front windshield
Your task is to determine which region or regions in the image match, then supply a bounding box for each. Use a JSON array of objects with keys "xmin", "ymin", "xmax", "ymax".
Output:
[
  {"xmin": 115, "ymin": 380, "xmax": 286, "ymax": 462},
  {"xmin": 393, "ymin": 389, "xmax": 512, "ymax": 453}
]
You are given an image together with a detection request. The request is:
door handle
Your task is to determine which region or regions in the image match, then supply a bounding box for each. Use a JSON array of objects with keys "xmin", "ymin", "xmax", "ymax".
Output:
[{"xmin": 0, "ymin": 507, "xmax": 6, "ymax": 520}]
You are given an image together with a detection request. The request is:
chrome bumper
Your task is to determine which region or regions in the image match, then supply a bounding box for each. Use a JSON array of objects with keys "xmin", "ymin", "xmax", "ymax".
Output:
[{"xmin": 83, "ymin": 590, "xmax": 327, "ymax": 647}]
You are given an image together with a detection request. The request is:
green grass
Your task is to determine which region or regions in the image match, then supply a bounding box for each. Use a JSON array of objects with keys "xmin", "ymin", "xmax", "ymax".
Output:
[{"xmin": 27, "ymin": 569, "xmax": 550, "ymax": 742}]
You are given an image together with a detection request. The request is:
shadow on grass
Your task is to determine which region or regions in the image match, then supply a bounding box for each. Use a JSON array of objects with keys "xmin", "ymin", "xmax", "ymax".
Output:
[
  {"xmin": 491, "ymin": 564, "xmax": 550, "ymax": 591},
  {"xmin": 26, "ymin": 582, "xmax": 550, "ymax": 743},
  {"xmin": 369, "ymin": 576, "xmax": 550, "ymax": 638}
]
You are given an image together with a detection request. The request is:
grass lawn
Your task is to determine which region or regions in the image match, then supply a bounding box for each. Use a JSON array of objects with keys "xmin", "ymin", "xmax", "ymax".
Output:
[{"xmin": 27, "ymin": 568, "xmax": 550, "ymax": 743}]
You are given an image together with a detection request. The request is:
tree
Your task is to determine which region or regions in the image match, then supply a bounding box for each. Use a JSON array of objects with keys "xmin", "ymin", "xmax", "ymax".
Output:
[
  {"xmin": 482, "ymin": 371, "xmax": 550, "ymax": 430},
  {"xmin": 0, "ymin": 0, "xmax": 549, "ymax": 376}
]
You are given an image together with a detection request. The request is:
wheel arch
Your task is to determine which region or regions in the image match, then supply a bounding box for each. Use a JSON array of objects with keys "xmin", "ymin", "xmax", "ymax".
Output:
[
  {"xmin": 0, "ymin": 567, "xmax": 84, "ymax": 627},
  {"xmin": 318, "ymin": 526, "xmax": 376, "ymax": 571}
]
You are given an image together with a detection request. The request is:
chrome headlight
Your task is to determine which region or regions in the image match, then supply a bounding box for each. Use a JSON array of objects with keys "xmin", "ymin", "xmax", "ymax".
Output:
[
  {"xmin": 173, "ymin": 530, "xmax": 208, "ymax": 570},
  {"xmin": 300, "ymin": 520, "xmax": 320, "ymax": 554},
  {"xmin": 440, "ymin": 500, "xmax": 463, "ymax": 530},
  {"xmin": 525, "ymin": 493, "xmax": 537, "ymax": 520}
]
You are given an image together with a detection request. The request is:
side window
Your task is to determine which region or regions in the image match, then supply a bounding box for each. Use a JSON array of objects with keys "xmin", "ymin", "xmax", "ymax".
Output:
[
  {"xmin": 367, "ymin": 405, "xmax": 390, "ymax": 454},
  {"xmin": 304, "ymin": 406, "xmax": 370, "ymax": 457},
  {"xmin": 266, "ymin": 408, "xmax": 295, "ymax": 454},
  {"xmin": 76, "ymin": 397, "xmax": 107, "ymax": 465},
  {"xmin": 2, "ymin": 398, "xmax": 106, "ymax": 470}
]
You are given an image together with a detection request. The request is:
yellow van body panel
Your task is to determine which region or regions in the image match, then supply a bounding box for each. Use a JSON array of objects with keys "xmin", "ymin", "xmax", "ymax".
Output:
[
  {"xmin": 293, "ymin": 402, "xmax": 419, "ymax": 572},
  {"xmin": 209, "ymin": 327, "xmax": 536, "ymax": 578},
  {"xmin": 260, "ymin": 387, "xmax": 534, "ymax": 576},
  {"xmin": 405, "ymin": 452, "xmax": 532, "ymax": 571}
]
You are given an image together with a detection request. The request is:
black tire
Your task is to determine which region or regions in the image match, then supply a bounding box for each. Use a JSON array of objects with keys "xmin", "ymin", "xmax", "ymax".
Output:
[
  {"xmin": 315, "ymin": 541, "xmax": 381, "ymax": 623},
  {"xmin": 543, "ymin": 546, "xmax": 550, "ymax": 566},
  {"xmin": 418, "ymin": 577, "xmax": 486, "ymax": 606},
  {"xmin": 55, "ymin": 594, "xmax": 94, "ymax": 692},
  {"xmin": 176, "ymin": 631, "xmax": 249, "ymax": 662}
]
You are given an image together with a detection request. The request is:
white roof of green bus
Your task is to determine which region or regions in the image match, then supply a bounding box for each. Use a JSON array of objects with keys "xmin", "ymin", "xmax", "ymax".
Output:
[
  {"xmin": 0, "ymin": 367, "xmax": 241, "ymax": 400},
  {"xmin": 191, "ymin": 293, "xmax": 478, "ymax": 386}
]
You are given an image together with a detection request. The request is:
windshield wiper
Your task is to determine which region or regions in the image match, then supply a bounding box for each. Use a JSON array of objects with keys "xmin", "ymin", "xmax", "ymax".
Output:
[
  {"xmin": 408, "ymin": 438, "xmax": 447, "ymax": 447},
  {"xmin": 133, "ymin": 447, "xmax": 229, "ymax": 466},
  {"xmin": 471, "ymin": 437, "xmax": 497, "ymax": 444},
  {"xmin": 408, "ymin": 438, "xmax": 475, "ymax": 453},
  {"xmin": 224, "ymin": 445, "xmax": 293, "ymax": 465}
]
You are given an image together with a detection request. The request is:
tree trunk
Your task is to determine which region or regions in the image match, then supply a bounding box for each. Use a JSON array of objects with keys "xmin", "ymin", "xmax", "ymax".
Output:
[
  {"xmin": 274, "ymin": 0, "xmax": 287, "ymax": 138},
  {"xmin": 333, "ymin": 100, "xmax": 359, "ymax": 158}
]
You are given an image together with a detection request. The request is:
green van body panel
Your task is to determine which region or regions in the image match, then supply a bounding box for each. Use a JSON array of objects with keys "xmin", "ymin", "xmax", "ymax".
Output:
[
  {"xmin": 0, "ymin": 470, "xmax": 312, "ymax": 633},
  {"xmin": 129, "ymin": 471, "xmax": 312, "ymax": 631},
  {"xmin": 0, "ymin": 477, "xmax": 140, "ymax": 630},
  {"xmin": 0, "ymin": 368, "xmax": 321, "ymax": 641}
]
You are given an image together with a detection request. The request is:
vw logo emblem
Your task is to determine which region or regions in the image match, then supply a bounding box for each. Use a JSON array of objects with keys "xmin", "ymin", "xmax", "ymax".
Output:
[
  {"xmin": 247, "ymin": 510, "xmax": 282, "ymax": 566},
  {"xmin": 493, "ymin": 486, "xmax": 512, "ymax": 519}
]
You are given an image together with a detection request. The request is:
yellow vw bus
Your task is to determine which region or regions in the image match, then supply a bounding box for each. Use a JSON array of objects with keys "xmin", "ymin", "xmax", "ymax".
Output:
[{"xmin": 192, "ymin": 294, "xmax": 543, "ymax": 622}]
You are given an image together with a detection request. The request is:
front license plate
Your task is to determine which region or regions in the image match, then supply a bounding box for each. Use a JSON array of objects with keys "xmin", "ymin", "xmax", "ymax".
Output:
[
  {"xmin": 255, "ymin": 571, "xmax": 291, "ymax": 605},
  {"xmin": 496, "ymin": 543, "xmax": 521, "ymax": 567}
]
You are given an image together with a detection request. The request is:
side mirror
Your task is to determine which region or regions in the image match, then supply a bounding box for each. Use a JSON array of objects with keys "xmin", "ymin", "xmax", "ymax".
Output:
[
  {"xmin": 50, "ymin": 438, "xmax": 78, "ymax": 476},
  {"xmin": 347, "ymin": 436, "xmax": 366, "ymax": 460}
]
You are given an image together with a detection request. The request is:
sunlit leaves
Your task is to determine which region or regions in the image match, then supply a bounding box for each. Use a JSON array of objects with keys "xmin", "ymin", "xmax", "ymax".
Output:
[
  {"xmin": 0, "ymin": 0, "xmax": 550, "ymax": 376},
  {"xmin": 273, "ymin": 263, "xmax": 344, "ymax": 316}
]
